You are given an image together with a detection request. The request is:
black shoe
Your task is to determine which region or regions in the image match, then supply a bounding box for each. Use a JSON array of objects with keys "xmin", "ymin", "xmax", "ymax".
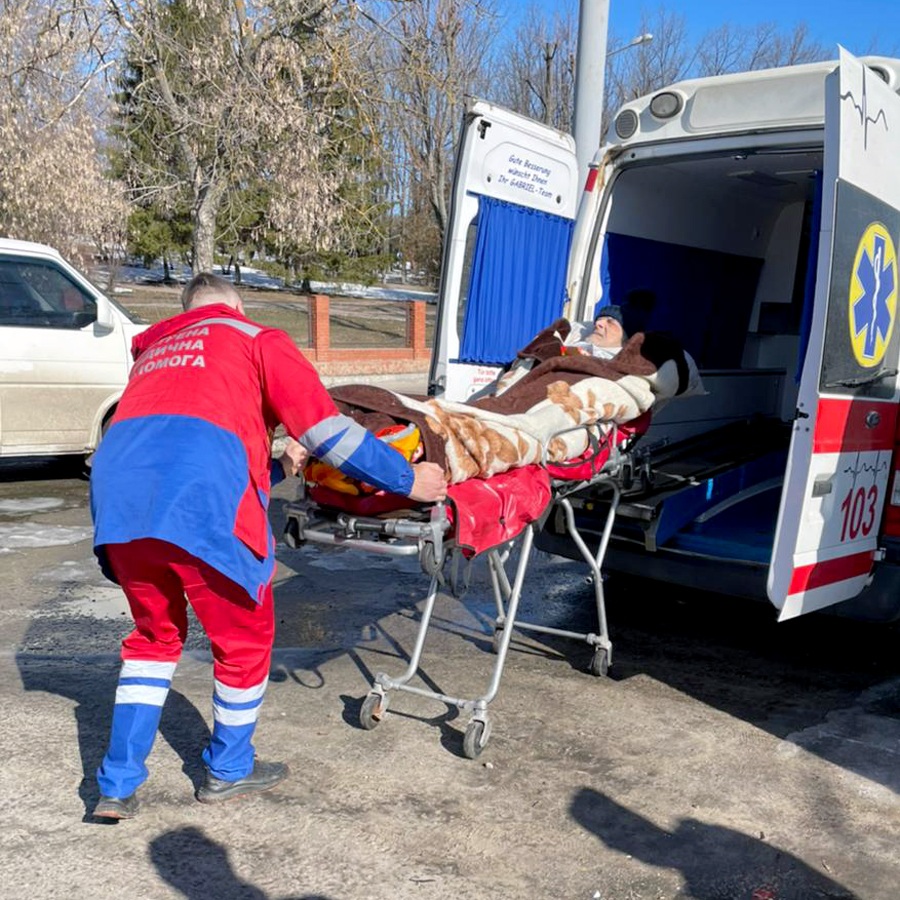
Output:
[
  {"xmin": 93, "ymin": 793, "xmax": 140, "ymax": 819},
  {"xmin": 195, "ymin": 759, "xmax": 289, "ymax": 804}
]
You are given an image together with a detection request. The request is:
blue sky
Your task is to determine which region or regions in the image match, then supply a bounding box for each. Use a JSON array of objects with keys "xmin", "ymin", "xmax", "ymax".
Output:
[{"xmin": 510, "ymin": 1, "xmax": 900, "ymax": 59}]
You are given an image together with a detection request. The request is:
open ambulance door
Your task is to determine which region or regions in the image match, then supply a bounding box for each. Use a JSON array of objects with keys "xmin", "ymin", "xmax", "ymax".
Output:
[
  {"xmin": 769, "ymin": 49, "xmax": 900, "ymax": 620},
  {"xmin": 429, "ymin": 99, "xmax": 579, "ymax": 402}
]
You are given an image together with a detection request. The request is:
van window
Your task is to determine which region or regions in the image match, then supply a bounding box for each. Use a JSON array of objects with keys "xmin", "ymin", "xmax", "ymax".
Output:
[{"xmin": 0, "ymin": 257, "xmax": 98, "ymax": 329}]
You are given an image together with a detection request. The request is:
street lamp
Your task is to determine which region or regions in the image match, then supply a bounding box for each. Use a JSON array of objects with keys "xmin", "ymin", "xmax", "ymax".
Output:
[
  {"xmin": 606, "ymin": 32, "xmax": 653, "ymax": 59},
  {"xmin": 574, "ymin": 0, "xmax": 653, "ymax": 185}
]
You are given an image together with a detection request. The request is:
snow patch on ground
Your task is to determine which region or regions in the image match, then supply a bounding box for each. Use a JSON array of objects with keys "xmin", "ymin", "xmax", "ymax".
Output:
[
  {"xmin": 0, "ymin": 523, "xmax": 92, "ymax": 550},
  {"xmin": 102, "ymin": 263, "xmax": 436, "ymax": 304},
  {"xmin": 0, "ymin": 498, "xmax": 66, "ymax": 516}
]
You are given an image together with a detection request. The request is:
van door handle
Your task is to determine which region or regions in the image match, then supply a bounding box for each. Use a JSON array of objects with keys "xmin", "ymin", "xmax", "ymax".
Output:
[{"xmin": 812, "ymin": 477, "xmax": 833, "ymax": 497}]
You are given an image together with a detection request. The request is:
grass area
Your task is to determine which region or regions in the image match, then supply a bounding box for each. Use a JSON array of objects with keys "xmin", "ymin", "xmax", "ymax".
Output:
[{"xmin": 114, "ymin": 282, "xmax": 436, "ymax": 349}]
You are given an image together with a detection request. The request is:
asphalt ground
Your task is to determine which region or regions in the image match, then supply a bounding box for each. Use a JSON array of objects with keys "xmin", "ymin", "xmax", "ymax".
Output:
[{"xmin": 2, "ymin": 379, "xmax": 900, "ymax": 899}]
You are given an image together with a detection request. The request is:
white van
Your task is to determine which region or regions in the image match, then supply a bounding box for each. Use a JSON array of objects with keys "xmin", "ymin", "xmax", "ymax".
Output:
[
  {"xmin": 0, "ymin": 238, "xmax": 147, "ymax": 459},
  {"xmin": 430, "ymin": 50, "xmax": 900, "ymax": 623}
]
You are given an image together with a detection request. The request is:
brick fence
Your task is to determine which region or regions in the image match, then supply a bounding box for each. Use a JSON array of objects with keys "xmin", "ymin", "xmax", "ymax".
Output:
[{"xmin": 303, "ymin": 293, "xmax": 431, "ymax": 378}]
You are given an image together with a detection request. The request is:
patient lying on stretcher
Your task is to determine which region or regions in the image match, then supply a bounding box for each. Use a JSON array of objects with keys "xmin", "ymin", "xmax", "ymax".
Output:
[
  {"xmin": 304, "ymin": 315, "xmax": 704, "ymax": 498},
  {"xmin": 564, "ymin": 303, "xmax": 630, "ymax": 360}
]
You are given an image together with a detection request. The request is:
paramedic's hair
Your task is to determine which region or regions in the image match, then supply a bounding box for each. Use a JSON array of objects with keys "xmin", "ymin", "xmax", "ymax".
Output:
[{"xmin": 181, "ymin": 272, "xmax": 242, "ymax": 311}]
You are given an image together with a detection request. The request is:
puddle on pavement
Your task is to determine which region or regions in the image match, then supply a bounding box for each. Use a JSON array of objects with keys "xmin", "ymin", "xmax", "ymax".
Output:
[
  {"xmin": 35, "ymin": 558, "xmax": 106, "ymax": 584},
  {"xmin": 305, "ymin": 546, "xmax": 421, "ymax": 574},
  {"xmin": 31, "ymin": 584, "xmax": 131, "ymax": 620}
]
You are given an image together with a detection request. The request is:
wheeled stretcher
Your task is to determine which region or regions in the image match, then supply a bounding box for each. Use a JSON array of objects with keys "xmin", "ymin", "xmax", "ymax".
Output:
[{"xmin": 282, "ymin": 412, "xmax": 650, "ymax": 758}]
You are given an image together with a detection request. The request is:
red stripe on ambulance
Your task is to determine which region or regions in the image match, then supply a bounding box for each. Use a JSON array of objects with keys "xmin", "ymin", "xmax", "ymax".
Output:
[
  {"xmin": 812, "ymin": 397, "xmax": 897, "ymax": 453},
  {"xmin": 787, "ymin": 549, "xmax": 874, "ymax": 595}
]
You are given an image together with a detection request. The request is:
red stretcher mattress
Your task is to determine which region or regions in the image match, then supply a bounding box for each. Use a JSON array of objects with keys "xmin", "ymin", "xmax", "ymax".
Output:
[{"xmin": 306, "ymin": 412, "xmax": 649, "ymax": 558}]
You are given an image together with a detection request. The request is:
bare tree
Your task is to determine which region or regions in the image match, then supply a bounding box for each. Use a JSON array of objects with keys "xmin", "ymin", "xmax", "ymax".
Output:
[
  {"xmin": 494, "ymin": 7, "xmax": 833, "ymax": 155},
  {"xmin": 493, "ymin": 3, "xmax": 577, "ymax": 133},
  {"xmin": 691, "ymin": 22, "xmax": 750, "ymax": 76},
  {"xmin": 0, "ymin": 0, "xmax": 126, "ymax": 264},
  {"xmin": 602, "ymin": 13, "xmax": 829, "ymax": 137},
  {"xmin": 697, "ymin": 21, "xmax": 828, "ymax": 75},
  {"xmin": 491, "ymin": 6, "xmax": 691, "ymax": 150},
  {"xmin": 606, "ymin": 8, "xmax": 691, "ymax": 113},
  {"xmin": 362, "ymin": 0, "xmax": 500, "ymax": 266}
]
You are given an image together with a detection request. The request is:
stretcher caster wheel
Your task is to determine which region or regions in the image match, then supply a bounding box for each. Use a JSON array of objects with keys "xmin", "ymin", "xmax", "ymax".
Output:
[
  {"xmin": 463, "ymin": 718, "xmax": 491, "ymax": 759},
  {"xmin": 420, "ymin": 541, "xmax": 442, "ymax": 577},
  {"xmin": 589, "ymin": 647, "xmax": 610, "ymax": 677},
  {"xmin": 359, "ymin": 691, "xmax": 388, "ymax": 730}
]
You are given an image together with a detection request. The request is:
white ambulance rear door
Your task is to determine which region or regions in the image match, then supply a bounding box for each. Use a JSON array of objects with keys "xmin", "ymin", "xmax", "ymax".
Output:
[
  {"xmin": 429, "ymin": 99, "xmax": 579, "ymax": 401},
  {"xmin": 769, "ymin": 49, "xmax": 900, "ymax": 620}
]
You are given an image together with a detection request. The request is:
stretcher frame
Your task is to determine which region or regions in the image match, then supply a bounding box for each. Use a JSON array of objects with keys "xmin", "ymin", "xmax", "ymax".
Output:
[{"xmin": 282, "ymin": 423, "xmax": 639, "ymax": 758}]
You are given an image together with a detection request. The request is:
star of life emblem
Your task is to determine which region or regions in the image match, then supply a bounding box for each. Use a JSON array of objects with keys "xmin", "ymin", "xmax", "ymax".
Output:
[{"xmin": 849, "ymin": 222, "xmax": 897, "ymax": 368}]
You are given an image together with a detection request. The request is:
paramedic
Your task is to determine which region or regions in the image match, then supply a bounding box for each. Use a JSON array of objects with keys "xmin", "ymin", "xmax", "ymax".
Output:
[{"xmin": 89, "ymin": 272, "xmax": 447, "ymax": 820}]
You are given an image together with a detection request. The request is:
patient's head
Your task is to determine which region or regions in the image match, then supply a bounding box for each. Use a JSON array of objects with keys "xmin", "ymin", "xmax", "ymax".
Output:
[{"xmin": 590, "ymin": 305, "xmax": 627, "ymax": 348}]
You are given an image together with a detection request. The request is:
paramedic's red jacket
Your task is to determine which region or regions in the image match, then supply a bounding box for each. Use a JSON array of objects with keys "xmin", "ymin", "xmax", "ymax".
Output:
[{"xmin": 90, "ymin": 303, "xmax": 413, "ymax": 603}]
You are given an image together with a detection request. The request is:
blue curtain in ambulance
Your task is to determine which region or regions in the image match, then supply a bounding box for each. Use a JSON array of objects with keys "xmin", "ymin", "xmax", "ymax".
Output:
[
  {"xmin": 794, "ymin": 169, "xmax": 823, "ymax": 383},
  {"xmin": 459, "ymin": 195, "xmax": 573, "ymax": 365}
]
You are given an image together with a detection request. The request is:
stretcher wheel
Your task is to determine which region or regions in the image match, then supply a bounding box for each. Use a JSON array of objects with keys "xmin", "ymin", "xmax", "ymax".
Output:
[
  {"xmin": 420, "ymin": 541, "xmax": 442, "ymax": 577},
  {"xmin": 463, "ymin": 718, "xmax": 491, "ymax": 759},
  {"xmin": 359, "ymin": 691, "xmax": 388, "ymax": 730},
  {"xmin": 283, "ymin": 518, "xmax": 301, "ymax": 549},
  {"xmin": 589, "ymin": 647, "xmax": 610, "ymax": 677}
]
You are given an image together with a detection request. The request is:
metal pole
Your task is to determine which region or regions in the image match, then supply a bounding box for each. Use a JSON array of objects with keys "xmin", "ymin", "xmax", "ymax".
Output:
[{"xmin": 573, "ymin": 0, "xmax": 610, "ymax": 190}]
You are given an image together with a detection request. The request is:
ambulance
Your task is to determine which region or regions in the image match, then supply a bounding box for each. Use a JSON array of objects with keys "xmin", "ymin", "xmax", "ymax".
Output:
[{"xmin": 429, "ymin": 49, "xmax": 900, "ymax": 623}]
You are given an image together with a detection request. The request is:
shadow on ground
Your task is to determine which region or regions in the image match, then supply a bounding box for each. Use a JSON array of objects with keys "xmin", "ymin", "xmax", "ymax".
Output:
[
  {"xmin": 571, "ymin": 787, "xmax": 859, "ymax": 899},
  {"xmin": 150, "ymin": 826, "xmax": 329, "ymax": 900}
]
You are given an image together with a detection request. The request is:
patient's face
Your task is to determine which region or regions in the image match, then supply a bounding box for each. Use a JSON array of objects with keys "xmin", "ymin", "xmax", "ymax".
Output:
[{"xmin": 591, "ymin": 316, "xmax": 624, "ymax": 348}]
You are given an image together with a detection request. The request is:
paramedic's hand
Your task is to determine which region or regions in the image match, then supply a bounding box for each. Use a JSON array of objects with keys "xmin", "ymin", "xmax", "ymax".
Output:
[
  {"xmin": 279, "ymin": 438, "xmax": 308, "ymax": 479},
  {"xmin": 408, "ymin": 462, "xmax": 448, "ymax": 503}
]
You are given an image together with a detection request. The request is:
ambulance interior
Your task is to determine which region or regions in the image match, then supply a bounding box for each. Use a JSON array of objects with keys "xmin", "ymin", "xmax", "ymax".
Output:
[{"xmin": 553, "ymin": 147, "xmax": 826, "ymax": 594}]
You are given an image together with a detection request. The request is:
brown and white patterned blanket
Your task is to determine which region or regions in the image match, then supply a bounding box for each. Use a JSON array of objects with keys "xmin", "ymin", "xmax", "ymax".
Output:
[{"xmin": 330, "ymin": 320, "xmax": 690, "ymax": 484}]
